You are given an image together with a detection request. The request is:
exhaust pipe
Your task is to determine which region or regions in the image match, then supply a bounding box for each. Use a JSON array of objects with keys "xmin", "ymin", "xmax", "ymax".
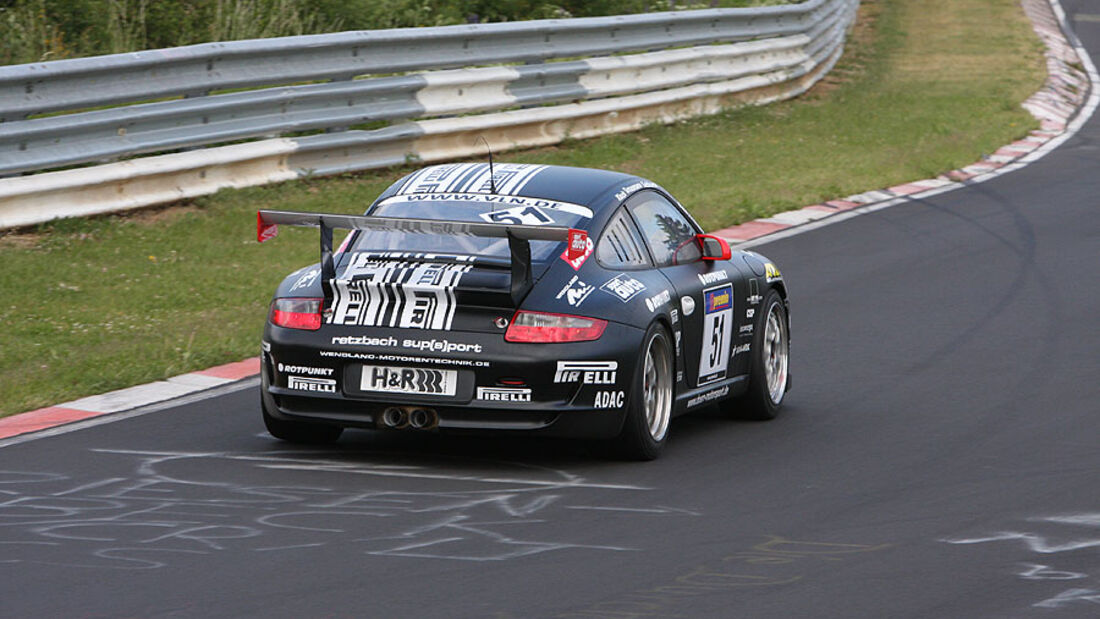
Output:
[
  {"xmin": 380, "ymin": 407, "xmax": 408, "ymax": 429},
  {"xmin": 408, "ymin": 408, "xmax": 438, "ymax": 430}
]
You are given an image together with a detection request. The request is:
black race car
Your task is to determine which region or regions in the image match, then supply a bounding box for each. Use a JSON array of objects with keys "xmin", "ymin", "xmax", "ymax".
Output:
[{"xmin": 258, "ymin": 163, "xmax": 790, "ymax": 459}]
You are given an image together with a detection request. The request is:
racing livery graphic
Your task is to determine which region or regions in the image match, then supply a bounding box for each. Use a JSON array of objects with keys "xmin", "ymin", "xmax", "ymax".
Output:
[
  {"xmin": 397, "ymin": 162, "xmax": 548, "ymax": 195},
  {"xmin": 600, "ymin": 274, "xmax": 647, "ymax": 302},
  {"xmin": 329, "ymin": 255, "xmax": 472, "ymax": 330},
  {"xmin": 259, "ymin": 163, "xmax": 790, "ymax": 459},
  {"xmin": 360, "ymin": 365, "xmax": 457, "ymax": 396}
]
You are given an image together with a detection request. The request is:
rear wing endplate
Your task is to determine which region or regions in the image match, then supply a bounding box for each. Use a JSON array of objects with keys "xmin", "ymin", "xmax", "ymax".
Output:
[{"xmin": 257, "ymin": 209, "xmax": 589, "ymax": 306}]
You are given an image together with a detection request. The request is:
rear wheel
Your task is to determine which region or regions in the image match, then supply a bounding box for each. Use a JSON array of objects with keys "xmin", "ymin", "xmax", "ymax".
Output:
[
  {"xmin": 261, "ymin": 377, "xmax": 343, "ymax": 444},
  {"xmin": 726, "ymin": 289, "xmax": 789, "ymax": 420},
  {"xmin": 617, "ymin": 323, "xmax": 674, "ymax": 460}
]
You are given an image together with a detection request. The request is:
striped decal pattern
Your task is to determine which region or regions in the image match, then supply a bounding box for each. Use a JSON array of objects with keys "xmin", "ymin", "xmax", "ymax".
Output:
[
  {"xmin": 397, "ymin": 163, "xmax": 548, "ymax": 196},
  {"xmin": 329, "ymin": 253, "xmax": 473, "ymax": 330}
]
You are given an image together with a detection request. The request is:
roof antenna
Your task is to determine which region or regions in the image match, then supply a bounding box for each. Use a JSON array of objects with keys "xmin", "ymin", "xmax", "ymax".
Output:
[{"xmin": 477, "ymin": 135, "xmax": 498, "ymax": 195}]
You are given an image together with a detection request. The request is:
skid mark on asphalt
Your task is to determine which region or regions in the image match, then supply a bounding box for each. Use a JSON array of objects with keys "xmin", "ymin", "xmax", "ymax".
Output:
[
  {"xmin": 893, "ymin": 181, "xmax": 1061, "ymax": 383},
  {"xmin": 554, "ymin": 536, "xmax": 890, "ymax": 618},
  {"xmin": 0, "ymin": 449, "xmax": 694, "ymax": 569},
  {"xmin": 942, "ymin": 512, "xmax": 1100, "ymax": 610}
]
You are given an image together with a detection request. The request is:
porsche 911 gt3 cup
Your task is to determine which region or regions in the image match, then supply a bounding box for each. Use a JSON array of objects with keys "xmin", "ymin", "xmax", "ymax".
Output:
[{"xmin": 258, "ymin": 163, "xmax": 790, "ymax": 459}]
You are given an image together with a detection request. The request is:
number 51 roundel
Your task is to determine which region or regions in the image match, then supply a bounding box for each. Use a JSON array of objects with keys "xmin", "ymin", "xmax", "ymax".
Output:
[{"xmin": 698, "ymin": 285, "xmax": 733, "ymax": 386}]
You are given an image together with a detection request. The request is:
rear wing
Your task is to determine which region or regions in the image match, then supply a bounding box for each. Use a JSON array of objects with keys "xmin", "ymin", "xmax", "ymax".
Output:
[{"xmin": 257, "ymin": 209, "xmax": 589, "ymax": 306}]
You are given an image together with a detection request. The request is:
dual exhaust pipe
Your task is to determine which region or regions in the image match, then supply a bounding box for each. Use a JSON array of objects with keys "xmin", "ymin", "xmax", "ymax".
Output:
[{"xmin": 380, "ymin": 406, "xmax": 438, "ymax": 431}]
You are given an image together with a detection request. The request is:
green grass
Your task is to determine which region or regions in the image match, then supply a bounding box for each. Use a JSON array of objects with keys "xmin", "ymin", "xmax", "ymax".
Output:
[{"xmin": 0, "ymin": 0, "xmax": 1046, "ymax": 417}]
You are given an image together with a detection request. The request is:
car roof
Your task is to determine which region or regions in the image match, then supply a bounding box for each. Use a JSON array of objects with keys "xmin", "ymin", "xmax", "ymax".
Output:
[{"xmin": 383, "ymin": 163, "xmax": 645, "ymax": 213}]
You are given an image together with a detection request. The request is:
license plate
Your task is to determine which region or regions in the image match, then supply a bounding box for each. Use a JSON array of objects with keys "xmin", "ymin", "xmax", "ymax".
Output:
[{"xmin": 360, "ymin": 365, "xmax": 458, "ymax": 396}]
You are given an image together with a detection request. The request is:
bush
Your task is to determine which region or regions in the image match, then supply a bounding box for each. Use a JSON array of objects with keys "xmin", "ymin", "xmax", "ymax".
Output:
[{"xmin": 0, "ymin": 0, "xmax": 798, "ymax": 65}]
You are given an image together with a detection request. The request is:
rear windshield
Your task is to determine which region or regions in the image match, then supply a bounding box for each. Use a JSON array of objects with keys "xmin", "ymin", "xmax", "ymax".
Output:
[{"xmin": 348, "ymin": 194, "xmax": 592, "ymax": 262}]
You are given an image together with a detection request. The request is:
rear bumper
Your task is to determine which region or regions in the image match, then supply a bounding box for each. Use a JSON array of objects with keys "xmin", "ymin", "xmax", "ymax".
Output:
[
  {"xmin": 262, "ymin": 387, "xmax": 627, "ymax": 439},
  {"xmin": 261, "ymin": 320, "xmax": 643, "ymax": 439}
]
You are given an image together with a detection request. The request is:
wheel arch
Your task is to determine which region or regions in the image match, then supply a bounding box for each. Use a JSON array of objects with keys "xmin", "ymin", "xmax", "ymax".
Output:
[
  {"xmin": 651, "ymin": 315, "xmax": 678, "ymax": 377},
  {"xmin": 768, "ymin": 281, "xmax": 791, "ymax": 338},
  {"xmin": 769, "ymin": 280, "xmax": 789, "ymax": 303}
]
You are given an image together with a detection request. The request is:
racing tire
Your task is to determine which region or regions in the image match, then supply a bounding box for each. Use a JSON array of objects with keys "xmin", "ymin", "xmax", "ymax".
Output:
[
  {"xmin": 616, "ymin": 323, "xmax": 674, "ymax": 461},
  {"xmin": 727, "ymin": 289, "xmax": 789, "ymax": 420},
  {"xmin": 260, "ymin": 380, "xmax": 343, "ymax": 444}
]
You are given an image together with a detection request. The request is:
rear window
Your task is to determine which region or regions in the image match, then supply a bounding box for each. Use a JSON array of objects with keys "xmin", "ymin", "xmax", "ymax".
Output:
[{"xmin": 349, "ymin": 194, "xmax": 592, "ymax": 262}]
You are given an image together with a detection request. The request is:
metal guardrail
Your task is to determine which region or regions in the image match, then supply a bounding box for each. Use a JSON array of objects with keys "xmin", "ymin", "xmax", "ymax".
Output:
[
  {"xmin": 0, "ymin": 0, "xmax": 858, "ymax": 230},
  {"xmin": 0, "ymin": 0, "xmax": 837, "ymax": 120}
]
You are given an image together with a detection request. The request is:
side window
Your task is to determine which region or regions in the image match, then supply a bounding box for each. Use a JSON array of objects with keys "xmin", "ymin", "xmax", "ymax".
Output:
[
  {"xmin": 627, "ymin": 191, "xmax": 700, "ymax": 267},
  {"xmin": 597, "ymin": 209, "xmax": 651, "ymax": 268}
]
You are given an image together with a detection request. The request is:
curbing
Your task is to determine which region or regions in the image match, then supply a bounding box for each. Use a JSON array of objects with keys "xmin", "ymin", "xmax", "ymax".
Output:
[
  {"xmin": 0, "ymin": 359, "xmax": 259, "ymax": 439},
  {"xmin": 0, "ymin": 0, "xmax": 1092, "ymax": 441}
]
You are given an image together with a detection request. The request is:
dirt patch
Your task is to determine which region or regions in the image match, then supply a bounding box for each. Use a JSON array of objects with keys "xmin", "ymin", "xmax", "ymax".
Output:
[
  {"xmin": 804, "ymin": 0, "xmax": 881, "ymax": 100},
  {"xmin": 122, "ymin": 202, "xmax": 204, "ymax": 225},
  {"xmin": 0, "ymin": 201, "xmax": 205, "ymax": 249},
  {"xmin": 0, "ymin": 231, "xmax": 45, "ymax": 249}
]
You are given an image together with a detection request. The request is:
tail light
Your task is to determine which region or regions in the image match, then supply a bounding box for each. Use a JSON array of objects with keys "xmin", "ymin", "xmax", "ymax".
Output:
[
  {"xmin": 504, "ymin": 310, "xmax": 607, "ymax": 343},
  {"xmin": 270, "ymin": 297, "xmax": 322, "ymax": 331}
]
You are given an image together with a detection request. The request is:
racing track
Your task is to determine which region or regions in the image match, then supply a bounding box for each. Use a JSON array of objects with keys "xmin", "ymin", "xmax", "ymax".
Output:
[{"xmin": 2, "ymin": 3, "xmax": 1100, "ymax": 617}]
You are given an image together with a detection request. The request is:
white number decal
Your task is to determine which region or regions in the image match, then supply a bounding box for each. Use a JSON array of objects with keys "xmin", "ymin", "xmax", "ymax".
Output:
[
  {"xmin": 698, "ymin": 285, "xmax": 733, "ymax": 386},
  {"xmin": 479, "ymin": 206, "xmax": 554, "ymax": 225}
]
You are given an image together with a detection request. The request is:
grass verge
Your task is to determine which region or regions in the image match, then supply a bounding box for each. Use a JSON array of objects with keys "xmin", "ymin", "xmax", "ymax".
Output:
[{"xmin": 0, "ymin": 0, "xmax": 1046, "ymax": 417}]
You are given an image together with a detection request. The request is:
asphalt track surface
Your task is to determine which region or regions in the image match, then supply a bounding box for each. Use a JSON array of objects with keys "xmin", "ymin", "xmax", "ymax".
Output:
[{"xmin": 4, "ymin": 9, "xmax": 1100, "ymax": 619}]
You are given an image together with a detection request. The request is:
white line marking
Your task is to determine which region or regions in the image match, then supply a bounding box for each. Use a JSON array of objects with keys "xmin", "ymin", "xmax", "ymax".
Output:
[
  {"xmin": 256, "ymin": 464, "xmax": 649, "ymax": 490},
  {"xmin": 1040, "ymin": 513, "xmax": 1100, "ymax": 527},
  {"xmin": 254, "ymin": 543, "xmax": 327, "ymax": 552},
  {"xmin": 565, "ymin": 505, "xmax": 702, "ymax": 515},
  {"xmin": 1034, "ymin": 588, "xmax": 1100, "ymax": 608},
  {"xmin": 51, "ymin": 478, "xmax": 127, "ymax": 496},
  {"xmin": 943, "ymin": 531, "xmax": 1100, "ymax": 553},
  {"xmin": 1019, "ymin": 563, "xmax": 1088, "ymax": 580},
  {"xmin": 759, "ymin": 209, "xmax": 832, "ymax": 225}
]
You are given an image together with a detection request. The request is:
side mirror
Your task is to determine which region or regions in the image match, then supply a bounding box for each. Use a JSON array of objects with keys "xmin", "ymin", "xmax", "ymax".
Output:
[{"xmin": 698, "ymin": 234, "xmax": 731, "ymax": 261}]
